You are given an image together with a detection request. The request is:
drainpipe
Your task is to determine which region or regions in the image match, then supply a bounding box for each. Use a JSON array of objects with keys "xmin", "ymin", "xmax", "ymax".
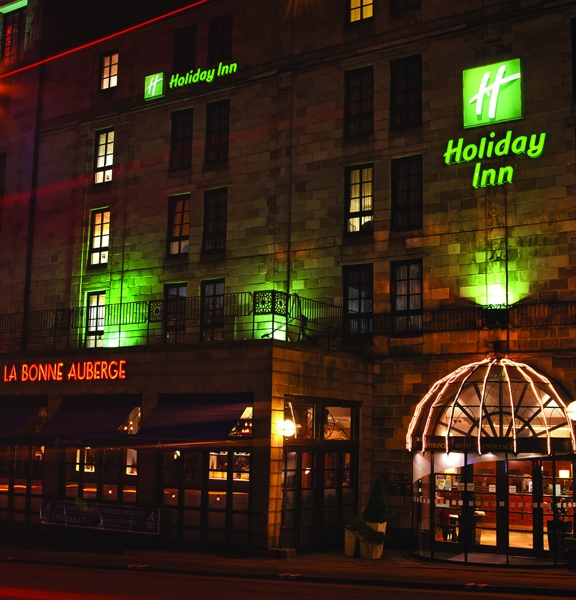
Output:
[{"xmin": 21, "ymin": 62, "xmax": 45, "ymax": 351}]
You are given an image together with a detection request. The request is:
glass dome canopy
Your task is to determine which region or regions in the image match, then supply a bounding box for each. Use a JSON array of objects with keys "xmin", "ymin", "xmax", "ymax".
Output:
[{"xmin": 407, "ymin": 358, "xmax": 576, "ymax": 455}]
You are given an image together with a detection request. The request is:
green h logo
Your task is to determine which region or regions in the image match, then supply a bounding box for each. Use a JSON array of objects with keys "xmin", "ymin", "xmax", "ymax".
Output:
[
  {"xmin": 144, "ymin": 72, "xmax": 164, "ymax": 101},
  {"xmin": 463, "ymin": 59, "xmax": 522, "ymax": 128}
]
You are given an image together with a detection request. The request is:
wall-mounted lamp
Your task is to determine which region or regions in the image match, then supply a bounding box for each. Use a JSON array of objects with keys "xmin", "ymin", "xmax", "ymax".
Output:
[{"xmin": 567, "ymin": 401, "xmax": 576, "ymax": 422}]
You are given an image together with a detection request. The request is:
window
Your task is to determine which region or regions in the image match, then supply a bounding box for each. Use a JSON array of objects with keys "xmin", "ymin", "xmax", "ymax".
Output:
[
  {"xmin": 391, "ymin": 155, "xmax": 422, "ymax": 231},
  {"xmin": 167, "ymin": 194, "xmax": 190, "ymax": 255},
  {"xmin": 1, "ymin": 7, "xmax": 26, "ymax": 65},
  {"xmin": 345, "ymin": 66, "xmax": 373, "ymax": 137},
  {"xmin": 100, "ymin": 51, "xmax": 118, "ymax": 90},
  {"xmin": 343, "ymin": 264, "xmax": 373, "ymax": 334},
  {"xmin": 201, "ymin": 279, "xmax": 224, "ymax": 341},
  {"xmin": 391, "ymin": 259, "xmax": 423, "ymax": 334},
  {"xmin": 170, "ymin": 108, "xmax": 193, "ymax": 171},
  {"xmin": 205, "ymin": 100, "xmax": 230, "ymax": 164},
  {"xmin": 208, "ymin": 14, "xmax": 233, "ymax": 64},
  {"xmin": 88, "ymin": 209, "xmax": 110, "ymax": 266},
  {"xmin": 94, "ymin": 129, "xmax": 114, "ymax": 184},
  {"xmin": 86, "ymin": 292, "xmax": 106, "ymax": 348},
  {"xmin": 173, "ymin": 25, "xmax": 196, "ymax": 74},
  {"xmin": 349, "ymin": 0, "xmax": 373, "ymax": 23},
  {"xmin": 390, "ymin": 0, "xmax": 421, "ymax": 15},
  {"xmin": 202, "ymin": 188, "xmax": 227, "ymax": 253},
  {"xmin": 345, "ymin": 164, "xmax": 373, "ymax": 235},
  {"xmin": 390, "ymin": 55, "xmax": 422, "ymax": 129},
  {"xmin": 164, "ymin": 283, "xmax": 187, "ymax": 343}
]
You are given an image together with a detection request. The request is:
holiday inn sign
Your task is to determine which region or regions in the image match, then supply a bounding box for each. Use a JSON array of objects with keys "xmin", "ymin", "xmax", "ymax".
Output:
[{"xmin": 444, "ymin": 58, "xmax": 546, "ymax": 188}]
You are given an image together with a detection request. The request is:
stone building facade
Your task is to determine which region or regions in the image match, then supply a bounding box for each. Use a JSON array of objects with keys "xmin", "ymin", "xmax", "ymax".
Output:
[{"xmin": 0, "ymin": 0, "xmax": 576, "ymax": 560}]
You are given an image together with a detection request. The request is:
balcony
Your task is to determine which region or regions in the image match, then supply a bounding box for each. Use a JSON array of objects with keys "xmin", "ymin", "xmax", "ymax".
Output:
[{"xmin": 0, "ymin": 291, "xmax": 344, "ymax": 353}]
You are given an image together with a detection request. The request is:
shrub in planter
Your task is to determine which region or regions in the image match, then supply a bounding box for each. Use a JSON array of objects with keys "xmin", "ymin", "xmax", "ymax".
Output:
[
  {"xmin": 362, "ymin": 477, "xmax": 388, "ymax": 533},
  {"xmin": 358, "ymin": 524, "xmax": 388, "ymax": 559},
  {"xmin": 344, "ymin": 515, "xmax": 365, "ymax": 556}
]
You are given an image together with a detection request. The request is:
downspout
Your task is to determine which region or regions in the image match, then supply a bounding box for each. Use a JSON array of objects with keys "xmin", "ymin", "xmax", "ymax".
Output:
[{"xmin": 21, "ymin": 62, "xmax": 44, "ymax": 350}]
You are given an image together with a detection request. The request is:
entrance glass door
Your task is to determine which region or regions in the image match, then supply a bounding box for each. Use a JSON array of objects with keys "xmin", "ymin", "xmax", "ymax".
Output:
[{"xmin": 508, "ymin": 459, "xmax": 536, "ymax": 552}]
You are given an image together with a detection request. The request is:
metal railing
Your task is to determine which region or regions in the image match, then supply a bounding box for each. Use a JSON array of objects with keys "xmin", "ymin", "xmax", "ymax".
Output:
[{"xmin": 0, "ymin": 291, "xmax": 344, "ymax": 353}]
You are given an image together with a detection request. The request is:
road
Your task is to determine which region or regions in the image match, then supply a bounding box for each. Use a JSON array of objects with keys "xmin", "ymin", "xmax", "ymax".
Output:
[{"xmin": 0, "ymin": 562, "xmax": 559, "ymax": 600}]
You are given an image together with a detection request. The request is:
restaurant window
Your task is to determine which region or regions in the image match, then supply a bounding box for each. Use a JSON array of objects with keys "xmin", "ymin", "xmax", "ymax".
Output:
[
  {"xmin": 167, "ymin": 194, "xmax": 190, "ymax": 255},
  {"xmin": 285, "ymin": 401, "xmax": 315, "ymax": 439},
  {"xmin": 164, "ymin": 283, "xmax": 187, "ymax": 343},
  {"xmin": 201, "ymin": 278, "xmax": 224, "ymax": 341},
  {"xmin": 65, "ymin": 447, "xmax": 138, "ymax": 503},
  {"xmin": 345, "ymin": 163, "xmax": 373, "ymax": 235},
  {"xmin": 391, "ymin": 154, "xmax": 423, "ymax": 231},
  {"xmin": 324, "ymin": 406, "xmax": 352, "ymax": 441},
  {"xmin": 390, "ymin": 55, "xmax": 422, "ymax": 129},
  {"xmin": 88, "ymin": 209, "xmax": 110, "ymax": 266},
  {"xmin": 170, "ymin": 108, "xmax": 193, "ymax": 171},
  {"xmin": 100, "ymin": 51, "xmax": 118, "ymax": 90},
  {"xmin": 205, "ymin": 99, "xmax": 230, "ymax": 165},
  {"xmin": 94, "ymin": 129, "xmax": 114, "ymax": 184},
  {"xmin": 202, "ymin": 187, "xmax": 227, "ymax": 253},
  {"xmin": 349, "ymin": 0, "xmax": 373, "ymax": 23},
  {"xmin": 391, "ymin": 259, "xmax": 423, "ymax": 335},
  {"xmin": 345, "ymin": 66, "xmax": 373, "ymax": 137},
  {"xmin": 86, "ymin": 291, "xmax": 106, "ymax": 348},
  {"xmin": 390, "ymin": 0, "xmax": 421, "ymax": 15},
  {"xmin": 343, "ymin": 264, "xmax": 373, "ymax": 334},
  {"xmin": 173, "ymin": 25, "xmax": 196, "ymax": 73},
  {"xmin": 208, "ymin": 14, "xmax": 233, "ymax": 64},
  {"xmin": 1, "ymin": 7, "xmax": 26, "ymax": 65}
]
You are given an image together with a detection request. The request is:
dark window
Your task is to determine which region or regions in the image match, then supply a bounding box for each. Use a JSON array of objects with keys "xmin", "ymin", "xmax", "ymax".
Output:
[
  {"xmin": 167, "ymin": 194, "xmax": 190, "ymax": 255},
  {"xmin": 390, "ymin": 55, "xmax": 422, "ymax": 129},
  {"xmin": 202, "ymin": 188, "xmax": 227, "ymax": 253},
  {"xmin": 205, "ymin": 100, "xmax": 230, "ymax": 164},
  {"xmin": 391, "ymin": 155, "xmax": 422, "ymax": 231},
  {"xmin": 170, "ymin": 108, "xmax": 193, "ymax": 171},
  {"xmin": 345, "ymin": 67, "xmax": 373, "ymax": 137},
  {"xmin": 390, "ymin": 0, "xmax": 421, "ymax": 16},
  {"xmin": 391, "ymin": 260, "xmax": 423, "ymax": 335},
  {"xmin": 208, "ymin": 14, "xmax": 233, "ymax": 64},
  {"xmin": 86, "ymin": 292, "xmax": 106, "ymax": 348},
  {"xmin": 343, "ymin": 264, "xmax": 373, "ymax": 334},
  {"xmin": 88, "ymin": 209, "xmax": 110, "ymax": 267},
  {"xmin": 345, "ymin": 164, "xmax": 374, "ymax": 235},
  {"xmin": 349, "ymin": 0, "xmax": 373, "ymax": 22},
  {"xmin": 100, "ymin": 51, "xmax": 118, "ymax": 90},
  {"xmin": 94, "ymin": 129, "xmax": 114, "ymax": 184},
  {"xmin": 164, "ymin": 283, "xmax": 187, "ymax": 343},
  {"xmin": 1, "ymin": 8, "xmax": 26, "ymax": 65},
  {"xmin": 572, "ymin": 19, "xmax": 576, "ymax": 97},
  {"xmin": 201, "ymin": 279, "xmax": 224, "ymax": 341},
  {"xmin": 173, "ymin": 25, "xmax": 196, "ymax": 73}
]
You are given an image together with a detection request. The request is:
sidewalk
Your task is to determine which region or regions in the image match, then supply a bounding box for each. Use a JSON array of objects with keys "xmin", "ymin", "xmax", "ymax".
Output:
[{"xmin": 0, "ymin": 542, "xmax": 574, "ymax": 597}]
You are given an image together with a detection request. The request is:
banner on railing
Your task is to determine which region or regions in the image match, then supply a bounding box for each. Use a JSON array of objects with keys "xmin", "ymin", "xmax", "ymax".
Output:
[{"xmin": 40, "ymin": 499, "xmax": 160, "ymax": 535}]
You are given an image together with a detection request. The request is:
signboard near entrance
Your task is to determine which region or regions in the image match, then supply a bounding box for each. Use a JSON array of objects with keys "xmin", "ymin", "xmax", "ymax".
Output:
[{"xmin": 40, "ymin": 500, "xmax": 159, "ymax": 534}]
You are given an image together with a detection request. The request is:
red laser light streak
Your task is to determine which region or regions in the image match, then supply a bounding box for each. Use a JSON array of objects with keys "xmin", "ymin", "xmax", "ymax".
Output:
[{"xmin": 0, "ymin": 0, "xmax": 210, "ymax": 80}]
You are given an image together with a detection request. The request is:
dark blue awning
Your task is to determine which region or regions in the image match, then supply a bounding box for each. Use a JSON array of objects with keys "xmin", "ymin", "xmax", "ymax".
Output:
[
  {"xmin": 0, "ymin": 395, "xmax": 46, "ymax": 441},
  {"xmin": 134, "ymin": 393, "xmax": 253, "ymax": 447},
  {"xmin": 37, "ymin": 395, "xmax": 140, "ymax": 447}
]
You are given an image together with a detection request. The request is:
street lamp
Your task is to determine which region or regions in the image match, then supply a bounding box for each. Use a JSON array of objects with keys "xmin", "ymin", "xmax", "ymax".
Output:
[{"xmin": 279, "ymin": 417, "xmax": 296, "ymax": 548}]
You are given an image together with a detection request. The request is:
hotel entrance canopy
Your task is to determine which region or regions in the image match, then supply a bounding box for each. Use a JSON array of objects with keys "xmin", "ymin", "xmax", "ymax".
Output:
[{"xmin": 407, "ymin": 358, "xmax": 576, "ymax": 455}]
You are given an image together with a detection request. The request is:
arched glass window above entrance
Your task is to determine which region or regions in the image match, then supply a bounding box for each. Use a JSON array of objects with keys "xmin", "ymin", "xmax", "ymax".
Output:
[{"xmin": 407, "ymin": 358, "xmax": 576, "ymax": 455}]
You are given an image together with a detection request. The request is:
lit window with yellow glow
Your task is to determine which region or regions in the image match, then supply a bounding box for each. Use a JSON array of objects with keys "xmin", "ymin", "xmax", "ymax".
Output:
[
  {"xmin": 94, "ymin": 129, "xmax": 114, "ymax": 184},
  {"xmin": 349, "ymin": 0, "xmax": 373, "ymax": 22},
  {"xmin": 101, "ymin": 51, "xmax": 118, "ymax": 90}
]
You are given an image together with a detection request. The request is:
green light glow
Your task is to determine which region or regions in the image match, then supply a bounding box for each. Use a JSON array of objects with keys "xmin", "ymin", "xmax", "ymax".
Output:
[{"xmin": 463, "ymin": 59, "xmax": 522, "ymax": 128}]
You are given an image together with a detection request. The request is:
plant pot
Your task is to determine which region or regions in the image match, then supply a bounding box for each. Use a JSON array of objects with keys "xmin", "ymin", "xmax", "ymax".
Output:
[
  {"xmin": 360, "ymin": 540, "xmax": 383, "ymax": 559},
  {"xmin": 366, "ymin": 521, "xmax": 387, "ymax": 534},
  {"xmin": 344, "ymin": 529, "xmax": 359, "ymax": 556}
]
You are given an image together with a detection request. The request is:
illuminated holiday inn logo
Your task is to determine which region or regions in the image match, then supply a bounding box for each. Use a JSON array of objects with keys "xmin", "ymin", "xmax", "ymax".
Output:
[
  {"xmin": 144, "ymin": 61, "xmax": 238, "ymax": 100},
  {"xmin": 463, "ymin": 59, "xmax": 522, "ymax": 128},
  {"xmin": 443, "ymin": 58, "xmax": 547, "ymax": 188}
]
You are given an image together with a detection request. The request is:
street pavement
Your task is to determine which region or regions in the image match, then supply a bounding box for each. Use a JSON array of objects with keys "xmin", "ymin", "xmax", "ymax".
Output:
[{"xmin": 0, "ymin": 542, "xmax": 575, "ymax": 597}]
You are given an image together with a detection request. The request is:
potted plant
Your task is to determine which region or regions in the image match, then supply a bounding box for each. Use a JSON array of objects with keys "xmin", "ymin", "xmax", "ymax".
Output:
[
  {"xmin": 344, "ymin": 515, "xmax": 365, "ymax": 556},
  {"xmin": 362, "ymin": 477, "xmax": 388, "ymax": 533},
  {"xmin": 358, "ymin": 523, "xmax": 387, "ymax": 559}
]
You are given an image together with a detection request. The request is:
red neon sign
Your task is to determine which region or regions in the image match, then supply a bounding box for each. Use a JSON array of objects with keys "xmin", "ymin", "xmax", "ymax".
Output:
[{"xmin": 3, "ymin": 360, "xmax": 127, "ymax": 382}]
